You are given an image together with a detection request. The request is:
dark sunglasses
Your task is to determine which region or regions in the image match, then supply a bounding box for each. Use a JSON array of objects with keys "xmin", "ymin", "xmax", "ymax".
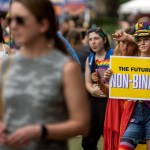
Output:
[{"xmin": 7, "ymin": 16, "xmax": 26, "ymax": 26}]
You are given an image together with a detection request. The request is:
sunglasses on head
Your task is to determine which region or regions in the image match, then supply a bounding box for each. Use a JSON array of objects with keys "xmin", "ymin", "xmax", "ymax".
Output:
[
  {"xmin": 87, "ymin": 26, "xmax": 100, "ymax": 33},
  {"xmin": 7, "ymin": 16, "xmax": 26, "ymax": 26}
]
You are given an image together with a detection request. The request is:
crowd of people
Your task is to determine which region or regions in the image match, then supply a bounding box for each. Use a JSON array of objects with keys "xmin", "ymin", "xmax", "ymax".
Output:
[{"xmin": 0, "ymin": 0, "xmax": 149, "ymax": 150}]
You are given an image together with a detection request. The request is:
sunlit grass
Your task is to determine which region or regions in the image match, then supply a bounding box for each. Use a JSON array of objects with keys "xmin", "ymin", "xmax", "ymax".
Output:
[{"xmin": 69, "ymin": 136, "xmax": 103, "ymax": 150}]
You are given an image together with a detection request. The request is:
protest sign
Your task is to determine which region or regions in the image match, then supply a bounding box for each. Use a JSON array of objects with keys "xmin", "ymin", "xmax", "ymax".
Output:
[{"xmin": 109, "ymin": 56, "xmax": 150, "ymax": 100}]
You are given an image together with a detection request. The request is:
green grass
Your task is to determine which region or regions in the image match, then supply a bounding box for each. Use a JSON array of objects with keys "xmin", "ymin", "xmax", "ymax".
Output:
[{"xmin": 69, "ymin": 136, "xmax": 103, "ymax": 150}]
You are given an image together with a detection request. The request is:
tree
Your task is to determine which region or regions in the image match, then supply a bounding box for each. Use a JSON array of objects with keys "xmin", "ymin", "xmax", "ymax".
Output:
[{"xmin": 95, "ymin": 0, "xmax": 129, "ymax": 17}]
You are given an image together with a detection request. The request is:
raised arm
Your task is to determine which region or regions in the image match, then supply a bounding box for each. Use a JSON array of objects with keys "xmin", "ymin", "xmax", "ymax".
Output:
[{"xmin": 112, "ymin": 30, "xmax": 135, "ymax": 43}]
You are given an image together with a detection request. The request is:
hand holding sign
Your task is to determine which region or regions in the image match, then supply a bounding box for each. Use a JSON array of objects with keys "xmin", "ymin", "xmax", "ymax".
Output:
[{"xmin": 104, "ymin": 68, "xmax": 113, "ymax": 82}]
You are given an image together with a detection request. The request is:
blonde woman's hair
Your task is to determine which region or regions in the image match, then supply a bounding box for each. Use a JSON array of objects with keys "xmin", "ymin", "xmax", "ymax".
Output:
[{"xmin": 113, "ymin": 28, "xmax": 140, "ymax": 56}]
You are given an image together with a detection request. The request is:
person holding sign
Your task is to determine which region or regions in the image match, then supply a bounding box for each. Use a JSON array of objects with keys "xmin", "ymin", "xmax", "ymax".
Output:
[
  {"xmin": 82, "ymin": 25, "xmax": 114, "ymax": 150},
  {"xmin": 116, "ymin": 22, "xmax": 150, "ymax": 150},
  {"xmin": 102, "ymin": 28, "xmax": 140, "ymax": 150}
]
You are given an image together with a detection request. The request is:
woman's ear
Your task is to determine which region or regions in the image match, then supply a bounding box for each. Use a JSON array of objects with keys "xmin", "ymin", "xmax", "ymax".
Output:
[{"xmin": 39, "ymin": 18, "xmax": 49, "ymax": 34}]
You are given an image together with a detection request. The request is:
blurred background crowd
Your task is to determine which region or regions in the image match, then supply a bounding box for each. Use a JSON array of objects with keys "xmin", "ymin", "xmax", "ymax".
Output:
[
  {"xmin": 0, "ymin": 0, "xmax": 150, "ymax": 49},
  {"xmin": 0, "ymin": 0, "xmax": 149, "ymax": 150}
]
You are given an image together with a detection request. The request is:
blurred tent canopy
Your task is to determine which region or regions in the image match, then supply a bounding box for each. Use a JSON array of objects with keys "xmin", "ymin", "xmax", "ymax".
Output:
[
  {"xmin": 64, "ymin": 3, "xmax": 85, "ymax": 16},
  {"xmin": 0, "ymin": 0, "xmax": 10, "ymax": 13},
  {"xmin": 50, "ymin": 0, "xmax": 86, "ymax": 16},
  {"xmin": 64, "ymin": 0, "xmax": 86, "ymax": 16},
  {"xmin": 118, "ymin": 0, "xmax": 150, "ymax": 14}
]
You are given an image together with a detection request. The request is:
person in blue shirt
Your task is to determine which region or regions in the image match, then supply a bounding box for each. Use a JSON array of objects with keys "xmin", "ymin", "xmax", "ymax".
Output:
[{"xmin": 57, "ymin": 32, "xmax": 81, "ymax": 65}]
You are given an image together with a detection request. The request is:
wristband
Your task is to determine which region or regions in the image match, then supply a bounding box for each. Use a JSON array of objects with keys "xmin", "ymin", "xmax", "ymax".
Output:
[{"xmin": 40, "ymin": 124, "xmax": 48, "ymax": 139}]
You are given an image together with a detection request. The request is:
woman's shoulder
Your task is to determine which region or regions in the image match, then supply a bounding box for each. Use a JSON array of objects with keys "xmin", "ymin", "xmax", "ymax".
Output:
[
  {"xmin": 53, "ymin": 49, "xmax": 70, "ymax": 62},
  {"xmin": 63, "ymin": 60, "xmax": 81, "ymax": 79}
]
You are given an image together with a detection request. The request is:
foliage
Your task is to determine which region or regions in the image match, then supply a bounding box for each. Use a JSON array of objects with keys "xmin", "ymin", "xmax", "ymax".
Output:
[
  {"xmin": 90, "ymin": 17, "xmax": 119, "ymax": 35},
  {"xmin": 119, "ymin": 0, "xmax": 129, "ymax": 5}
]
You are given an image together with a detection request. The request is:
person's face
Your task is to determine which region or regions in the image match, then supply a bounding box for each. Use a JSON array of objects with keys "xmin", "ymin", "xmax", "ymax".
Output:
[
  {"xmin": 119, "ymin": 41, "xmax": 137, "ymax": 56},
  {"xmin": 137, "ymin": 36, "xmax": 150, "ymax": 54},
  {"xmin": 88, "ymin": 32, "xmax": 105, "ymax": 53},
  {"xmin": 9, "ymin": 2, "xmax": 48, "ymax": 46}
]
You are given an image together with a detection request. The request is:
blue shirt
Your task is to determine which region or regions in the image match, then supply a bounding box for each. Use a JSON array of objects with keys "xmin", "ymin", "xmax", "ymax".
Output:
[{"xmin": 57, "ymin": 32, "xmax": 81, "ymax": 65}]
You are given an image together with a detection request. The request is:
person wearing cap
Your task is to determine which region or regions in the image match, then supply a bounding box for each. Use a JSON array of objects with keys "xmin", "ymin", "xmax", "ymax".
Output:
[
  {"xmin": 114, "ymin": 22, "xmax": 150, "ymax": 150},
  {"xmin": 103, "ymin": 27, "xmax": 141, "ymax": 150},
  {"xmin": 82, "ymin": 24, "xmax": 114, "ymax": 150}
]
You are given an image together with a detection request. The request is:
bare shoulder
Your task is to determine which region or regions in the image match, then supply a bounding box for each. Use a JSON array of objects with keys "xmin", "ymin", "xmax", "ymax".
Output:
[{"xmin": 63, "ymin": 60, "xmax": 81, "ymax": 75}]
